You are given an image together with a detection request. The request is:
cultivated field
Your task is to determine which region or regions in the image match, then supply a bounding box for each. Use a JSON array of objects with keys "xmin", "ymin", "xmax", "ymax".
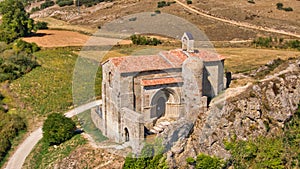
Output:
[{"xmin": 22, "ymin": 29, "xmax": 131, "ymax": 48}]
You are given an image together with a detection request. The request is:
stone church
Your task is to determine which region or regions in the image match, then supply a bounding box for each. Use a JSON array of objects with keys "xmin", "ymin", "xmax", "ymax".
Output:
[{"xmin": 92, "ymin": 32, "xmax": 226, "ymax": 151}]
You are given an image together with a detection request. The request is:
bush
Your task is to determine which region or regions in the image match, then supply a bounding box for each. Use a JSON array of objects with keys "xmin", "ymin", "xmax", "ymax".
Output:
[
  {"xmin": 283, "ymin": 7, "xmax": 293, "ymax": 12},
  {"xmin": 123, "ymin": 139, "xmax": 168, "ymax": 169},
  {"xmin": 155, "ymin": 10, "xmax": 161, "ymax": 14},
  {"xmin": 276, "ymin": 3, "xmax": 283, "ymax": 9},
  {"xmin": 31, "ymin": 7, "xmax": 40, "ymax": 13},
  {"xmin": 42, "ymin": 113, "xmax": 76, "ymax": 145},
  {"xmin": 0, "ymin": 109, "xmax": 26, "ymax": 164},
  {"xmin": 276, "ymin": 3, "xmax": 293, "ymax": 12},
  {"xmin": 157, "ymin": 1, "xmax": 175, "ymax": 8},
  {"xmin": 76, "ymin": 0, "xmax": 107, "ymax": 7},
  {"xmin": 247, "ymin": 0, "xmax": 255, "ymax": 4},
  {"xmin": 186, "ymin": 0, "xmax": 192, "ymax": 4},
  {"xmin": 56, "ymin": 0, "xmax": 74, "ymax": 7},
  {"xmin": 35, "ymin": 21, "xmax": 48, "ymax": 30},
  {"xmin": 40, "ymin": 0, "xmax": 55, "ymax": 9},
  {"xmin": 12, "ymin": 39, "xmax": 40, "ymax": 54},
  {"xmin": 130, "ymin": 35, "xmax": 162, "ymax": 46}
]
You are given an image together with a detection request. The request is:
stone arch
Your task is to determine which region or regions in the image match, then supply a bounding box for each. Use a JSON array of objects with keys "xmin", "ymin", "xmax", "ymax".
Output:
[
  {"xmin": 150, "ymin": 88, "xmax": 180, "ymax": 119},
  {"xmin": 124, "ymin": 127, "xmax": 129, "ymax": 142}
]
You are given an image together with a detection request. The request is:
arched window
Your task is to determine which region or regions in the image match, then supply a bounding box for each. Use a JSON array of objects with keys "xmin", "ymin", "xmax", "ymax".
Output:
[{"xmin": 124, "ymin": 128, "xmax": 129, "ymax": 142}]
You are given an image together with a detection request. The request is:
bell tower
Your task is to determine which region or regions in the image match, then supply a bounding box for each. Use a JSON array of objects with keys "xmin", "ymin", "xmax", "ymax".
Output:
[{"xmin": 181, "ymin": 32, "xmax": 194, "ymax": 53}]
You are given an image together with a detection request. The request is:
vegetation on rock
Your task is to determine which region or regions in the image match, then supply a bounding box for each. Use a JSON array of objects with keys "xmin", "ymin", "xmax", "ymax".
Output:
[
  {"xmin": 224, "ymin": 104, "xmax": 300, "ymax": 168},
  {"xmin": 123, "ymin": 139, "xmax": 168, "ymax": 169},
  {"xmin": 186, "ymin": 154, "xmax": 224, "ymax": 169}
]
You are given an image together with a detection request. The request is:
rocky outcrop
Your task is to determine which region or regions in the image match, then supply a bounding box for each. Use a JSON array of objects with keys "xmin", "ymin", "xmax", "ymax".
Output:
[{"xmin": 169, "ymin": 59, "xmax": 300, "ymax": 168}]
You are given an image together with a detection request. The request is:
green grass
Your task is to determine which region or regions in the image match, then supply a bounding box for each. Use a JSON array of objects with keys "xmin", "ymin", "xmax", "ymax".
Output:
[
  {"xmin": 9, "ymin": 49, "xmax": 77, "ymax": 118},
  {"xmin": 77, "ymin": 110, "xmax": 107, "ymax": 142},
  {"xmin": 23, "ymin": 134, "xmax": 86, "ymax": 169}
]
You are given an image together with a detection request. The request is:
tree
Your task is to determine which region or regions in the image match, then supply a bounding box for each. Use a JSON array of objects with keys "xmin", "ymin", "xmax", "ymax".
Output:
[
  {"xmin": 0, "ymin": 0, "xmax": 35, "ymax": 43},
  {"xmin": 42, "ymin": 113, "xmax": 76, "ymax": 145},
  {"xmin": 276, "ymin": 3, "xmax": 283, "ymax": 9}
]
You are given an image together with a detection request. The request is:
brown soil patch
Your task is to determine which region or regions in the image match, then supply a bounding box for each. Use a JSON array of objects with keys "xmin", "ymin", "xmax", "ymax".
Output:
[
  {"xmin": 22, "ymin": 30, "xmax": 131, "ymax": 48},
  {"xmin": 22, "ymin": 30, "xmax": 90, "ymax": 47}
]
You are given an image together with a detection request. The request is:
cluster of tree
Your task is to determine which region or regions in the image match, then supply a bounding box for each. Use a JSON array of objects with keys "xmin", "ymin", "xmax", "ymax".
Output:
[
  {"xmin": 56, "ymin": 0, "xmax": 73, "ymax": 7},
  {"xmin": 0, "ymin": 0, "xmax": 35, "ymax": 43},
  {"xmin": 123, "ymin": 139, "xmax": 168, "ymax": 169},
  {"xmin": 224, "ymin": 104, "xmax": 300, "ymax": 168},
  {"xmin": 0, "ymin": 94, "xmax": 26, "ymax": 165},
  {"xmin": 130, "ymin": 35, "xmax": 162, "ymax": 46},
  {"xmin": 42, "ymin": 113, "xmax": 76, "ymax": 145},
  {"xmin": 276, "ymin": 3, "xmax": 293, "ymax": 12},
  {"xmin": 157, "ymin": 1, "xmax": 175, "ymax": 8},
  {"xmin": 253, "ymin": 37, "xmax": 300, "ymax": 50},
  {"xmin": 76, "ymin": 0, "xmax": 111, "ymax": 7}
]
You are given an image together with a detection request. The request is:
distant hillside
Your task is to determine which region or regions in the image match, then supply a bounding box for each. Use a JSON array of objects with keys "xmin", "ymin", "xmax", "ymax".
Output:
[{"xmin": 26, "ymin": 0, "xmax": 300, "ymax": 41}]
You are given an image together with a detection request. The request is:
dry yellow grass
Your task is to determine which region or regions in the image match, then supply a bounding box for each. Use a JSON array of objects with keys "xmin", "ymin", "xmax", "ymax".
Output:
[
  {"xmin": 217, "ymin": 48, "xmax": 300, "ymax": 73},
  {"xmin": 35, "ymin": 17, "xmax": 97, "ymax": 34}
]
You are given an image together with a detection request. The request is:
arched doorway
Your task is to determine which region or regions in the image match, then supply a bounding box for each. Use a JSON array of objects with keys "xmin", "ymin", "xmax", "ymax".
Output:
[
  {"xmin": 156, "ymin": 97, "xmax": 167, "ymax": 118},
  {"xmin": 124, "ymin": 128, "xmax": 129, "ymax": 142},
  {"xmin": 150, "ymin": 88, "xmax": 179, "ymax": 119}
]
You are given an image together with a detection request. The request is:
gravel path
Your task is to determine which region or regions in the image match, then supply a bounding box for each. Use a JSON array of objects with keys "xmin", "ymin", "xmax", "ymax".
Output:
[{"xmin": 5, "ymin": 100, "xmax": 102, "ymax": 169}]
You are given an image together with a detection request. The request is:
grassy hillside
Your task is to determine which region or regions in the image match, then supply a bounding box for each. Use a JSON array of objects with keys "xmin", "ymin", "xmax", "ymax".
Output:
[{"xmin": 9, "ymin": 49, "xmax": 76, "ymax": 119}]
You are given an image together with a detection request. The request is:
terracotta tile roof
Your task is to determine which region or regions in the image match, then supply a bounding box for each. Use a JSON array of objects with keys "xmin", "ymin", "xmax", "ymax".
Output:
[
  {"xmin": 105, "ymin": 49, "xmax": 225, "ymax": 73},
  {"xmin": 109, "ymin": 55, "xmax": 176, "ymax": 73},
  {"xmin": 141, "ymin": 77, "xmax": 183, "ymax": 86}
]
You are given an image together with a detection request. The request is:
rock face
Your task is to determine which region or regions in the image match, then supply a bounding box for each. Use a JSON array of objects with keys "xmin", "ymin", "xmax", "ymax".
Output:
[{"xmin": 169, "ymin": 59, "xmax": 300, "ymax": 167}]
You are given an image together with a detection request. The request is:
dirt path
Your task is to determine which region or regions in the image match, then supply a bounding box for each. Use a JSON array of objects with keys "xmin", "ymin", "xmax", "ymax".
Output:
[
  {"xmin": 174, "ymin": 0, "xmax": 300, "ymax": 38},
  {"xmin": 5, "ymin": 100, "xmax": 102, "ymax": 169}
]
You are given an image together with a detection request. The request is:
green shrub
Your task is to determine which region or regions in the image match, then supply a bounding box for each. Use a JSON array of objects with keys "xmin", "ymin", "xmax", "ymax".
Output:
[
  {"xmin": 123, "ymin": 139, "xmax": 168, "ymax": 169},
  {"xmin": 155, "ymin": 10, "xmax": 161, "ymax": 14},
  {"xmin": 186, "ymin": 0, "xmax": 192, "ymax": 4},
  {"xmin": 247, "ymin": 0, "xmax": 255, "ymax": 4},
  {"xmin": 276, "ymin": 3, "xmax": 283, "ymax": 9},
  {"xmin": 56, "ymin": 0, "xmax": 74, "ymax": 7},
  {"xmin": 12, "ymin": 39, "xmax": 40, "ymax": 54},
  {"xmin": 42, "ymin": 113, "xmax": 76, "ymax": 145},
  {"xmin": 31, "ymin": 7, "xmax": 40, "ymax": 13},
  {"xmin": 157, "ymin": 1, "xmax": 175, "ymax": 8},
  {"xmin": 276, "ymin": 3, "xmax": 293, "ymax": 12},
  {"xmin": 130, "ymin": 35, "xmax": 162, "ymax": 46},
  {"xmin": 0, "ymin": 109, "xmax": 26, "ymax": 165},
  {"xmin": 40, "ymin": 0, "xmax": 55, "ymax": 9},
  {"xmin": 35, "ymin": 21, "xmax": 48, "ymax": 30},
  {"xmin": 283, "ymin": 7, "xmax": 293, "ymax": 11},
  {"xmin": 76, "ymin": 0, "xmax": 107, "ymax": 7},
  {"xmin": 186, "ymin": 157, "xmax": 196, "ymax": 165}
]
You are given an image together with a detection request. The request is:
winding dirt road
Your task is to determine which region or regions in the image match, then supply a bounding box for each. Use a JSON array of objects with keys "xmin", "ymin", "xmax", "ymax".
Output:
[
  {"xmin": 174, "ymin": 0, "xmax": 300, "ymax": 38},
  {"xmin": 5, "ymin": 100, "xmax": 102, "ymax": 169}
]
